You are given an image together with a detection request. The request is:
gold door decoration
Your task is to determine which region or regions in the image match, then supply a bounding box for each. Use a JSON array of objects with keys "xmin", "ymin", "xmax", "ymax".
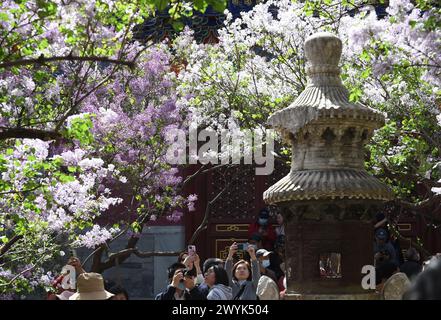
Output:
[
  {"xmin": 397, "ymin": 223, "xmax": 412, "ymax": 232},
  {"xmin": 216, "ymin": 224, "xmax": 249, "ymax": 232}
]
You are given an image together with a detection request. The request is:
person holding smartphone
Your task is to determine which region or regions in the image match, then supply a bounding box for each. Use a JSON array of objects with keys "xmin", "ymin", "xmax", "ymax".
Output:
[
  {"xmin": 47, "ymin": 256, "xmax": 86, "ymax": 300},
  {"xmin": 225, "ymin": 242, "xmax": 260, "ymax": 300},
  {"xmin": 182, "ymin": 245, "xmax": 204, "ymax": 285},
  {"xmin": 155, "ymin": 262, "xmax": 205, "ymax": 300}
]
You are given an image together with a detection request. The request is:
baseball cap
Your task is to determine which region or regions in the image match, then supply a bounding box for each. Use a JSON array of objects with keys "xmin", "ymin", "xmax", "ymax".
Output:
[
  {"xmin": 256, "ymin": 249, "xmax": 271, "ymax": 258},
  {"xmin": 375, "ymin": 228, "xmax": 388, "ymax": 240}
]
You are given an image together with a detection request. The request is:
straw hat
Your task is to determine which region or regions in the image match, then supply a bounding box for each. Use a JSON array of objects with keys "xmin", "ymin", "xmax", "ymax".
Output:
[{"xmin": 69, "ymin": 273, "xmax": 114, "ymax": 300}]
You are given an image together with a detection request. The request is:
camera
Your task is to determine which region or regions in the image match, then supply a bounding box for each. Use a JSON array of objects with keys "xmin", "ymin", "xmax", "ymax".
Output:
[{"xmin": 179, "ymin": 267, "xmax": 197, "ymax": 282}]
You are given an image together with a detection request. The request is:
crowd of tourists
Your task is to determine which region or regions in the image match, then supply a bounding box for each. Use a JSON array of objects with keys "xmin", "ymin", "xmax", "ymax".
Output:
[
  {"xmin": 373, "ymin": 212, "xmax": 441, "ymax": 299},
  {"xmin": 46, "ymin": 209, "xmax": 440, "ymax": 300}
]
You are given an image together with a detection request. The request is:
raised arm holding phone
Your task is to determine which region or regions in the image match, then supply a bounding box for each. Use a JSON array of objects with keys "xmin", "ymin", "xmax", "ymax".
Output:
[{"xmin": 225, "ymin": 242, "xmax": 260, "ymax": 300}]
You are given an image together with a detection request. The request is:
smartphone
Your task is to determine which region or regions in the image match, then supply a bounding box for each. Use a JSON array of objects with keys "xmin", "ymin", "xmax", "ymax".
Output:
[
  {"xmin": 188, "ymin": 245, "xmax": 196, "ymax": 256},
  {"xmin": 237, "ymin": 243, "xmax": 248, "ymax": 251}
]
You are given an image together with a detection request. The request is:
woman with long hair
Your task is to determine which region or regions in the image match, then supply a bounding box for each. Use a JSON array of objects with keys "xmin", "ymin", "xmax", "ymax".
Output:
[{"xmin": 205, "ymin": 265, "xmax": 232, "ymax": 300}]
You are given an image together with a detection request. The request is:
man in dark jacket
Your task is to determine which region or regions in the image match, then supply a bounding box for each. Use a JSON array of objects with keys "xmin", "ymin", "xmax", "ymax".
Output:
[
  {"xmin": 400, "ymin": 247, "xmax": 422, "ymax": 280},
  {"xmin": 155, "ymin": 262, "xmax": 205, "ymax": 300},
  {"xmin": 374, "ymin": 228, "xmax": 398, "ymax": 267}
]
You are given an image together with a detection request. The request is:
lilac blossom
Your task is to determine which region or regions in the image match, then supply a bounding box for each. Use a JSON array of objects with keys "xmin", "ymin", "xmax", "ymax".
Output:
[{"xmin": 74, "ymin": 225, "xmax": 120, "ymax": 249}]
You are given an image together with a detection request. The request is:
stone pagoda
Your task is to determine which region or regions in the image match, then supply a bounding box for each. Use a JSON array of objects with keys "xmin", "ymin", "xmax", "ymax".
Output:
[{"xmin": 263, "ymin": 32, "xmax": 394, "ymax": 299}]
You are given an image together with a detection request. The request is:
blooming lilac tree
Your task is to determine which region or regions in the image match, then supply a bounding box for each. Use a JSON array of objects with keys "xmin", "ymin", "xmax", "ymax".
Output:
[
  {"xmin": 77, "ymin": 47, "xmax": 198, "ymax": 273},
  {"xmin": 0, "ymin": 138, "xmax": 123, "ymax": 297},
  {"xmin": 0, "ymin": 0, "xmax": 221, "ymax": 298}
]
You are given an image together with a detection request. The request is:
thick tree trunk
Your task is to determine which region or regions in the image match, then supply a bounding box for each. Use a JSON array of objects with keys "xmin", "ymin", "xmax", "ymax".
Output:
[{"xmin": 0, "ymin": 128, "xmax": 62, "ymax": 141}]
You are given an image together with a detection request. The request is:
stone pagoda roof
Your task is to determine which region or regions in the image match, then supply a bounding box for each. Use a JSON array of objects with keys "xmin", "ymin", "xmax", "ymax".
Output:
[{"xmin": 267, "ymin": 32, "xmax": 385, "ymax": 137}]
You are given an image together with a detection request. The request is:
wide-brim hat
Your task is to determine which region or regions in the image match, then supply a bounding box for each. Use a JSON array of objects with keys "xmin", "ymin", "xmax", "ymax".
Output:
[
  {"xmin": 69, "ymin": 290, "xmax": 114, "ymax": 300},
  {"xmin": 69, "ymin": 272, "xmax": 114, "ymax": 300}
]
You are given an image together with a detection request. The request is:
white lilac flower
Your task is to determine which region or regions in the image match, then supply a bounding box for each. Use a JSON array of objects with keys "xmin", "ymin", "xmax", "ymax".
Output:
[
  {"xmin": 78, "ymin": 158, "xmax": 104, "ymax": 170},
  {"xmin": 119, "ymin": 176, "xmax": 127, "ymax": 183},
  {"xmin": 59, "ymin": 148, "xmax": 86, "ymax": 165}
]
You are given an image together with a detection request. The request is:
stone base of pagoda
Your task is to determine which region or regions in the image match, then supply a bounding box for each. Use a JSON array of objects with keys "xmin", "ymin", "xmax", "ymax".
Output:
[{"xmin": 285, "ymin": 292, "xmax": 380, "ymax": 300}]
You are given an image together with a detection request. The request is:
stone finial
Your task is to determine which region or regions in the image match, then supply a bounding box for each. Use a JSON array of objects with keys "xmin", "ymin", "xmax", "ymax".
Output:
[{"xmin": 304, "ymin": 32, "xmax": 342, "ymax": 76}]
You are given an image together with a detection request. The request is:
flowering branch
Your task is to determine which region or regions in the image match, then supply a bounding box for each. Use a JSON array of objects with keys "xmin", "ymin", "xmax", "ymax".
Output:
[
  {"xmin": 0, "ymin": 185, "xmax": 41, "ymax": 195},
  {"xmin": 0, "ymin": 256, "xmax": 45, "ymax": 288}
]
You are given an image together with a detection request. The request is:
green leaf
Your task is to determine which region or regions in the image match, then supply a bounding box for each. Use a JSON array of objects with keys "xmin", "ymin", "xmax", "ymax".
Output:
[
  {"xmin": 131, "ymin": 221, "xmax": 141, "ymax": 232},
  {"xmin": 0, "ymin": 12, "xmax": 9, "ymax": 21},
  {"xmin": 361, "ymin": 68, "xmax": 371, "ymax": 79},
  {"xmin": 65, "ymin": 114, "xmax": 95, "ymax": 146},
  {"xmin": 67, "ymin": 166, "xmax": 77, "ymax": 173},
  {"xmin": 38, "ymin": 38, "xmax": 49, "ymax": 50},
  {"xmin": 171, "ymin": 20, "xmax": 184, "ymax": 31},
  {"xmin": 59, "ymin": 173, "xmax": 75, "ymax": 183},
  {"xmin": 153, "ymin": 0, "xmax": 169, "ymax": 12},
  {"xmin": 349, "ymin": 87, "xmax": 362, "ymax": 102},
  {"xmin": 209, "ymin": 0, "xmax": 226, "ymax": 13},
  {"xmin": 360, "ymin": 50, "xmax": 371, "ymax": 62},
  {"xmin": 193, "ymin": 0, "xmax": 208, "ymax": 12}
]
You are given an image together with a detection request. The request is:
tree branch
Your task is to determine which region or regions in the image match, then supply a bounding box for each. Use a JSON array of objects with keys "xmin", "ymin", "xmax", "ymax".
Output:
[
  {"xmin": 181, "ymin": 164, "xmax": 209, "ymax": 189},
  {"xmin": 0, "ymin": 55, "xmax": 135, "ymax": 69},
  {"xmin": 389, "ymin": 225, "xmax": 431, "ymax": 258},
  {"xmin": 90, "ymin": 245, "xmax": 106, "ymax": 273},
  {"xmin": 188, "ymin": 167, "xmax": 243, "ymax": 245},
  {"xmin": 0, "ymin": 235, "xmax": 23, "ymax": 263},
  {"xmin": 0, "ymin": 185, "xmax": 41, "ymax": 195},
  {"xmin": 92, "ymin": 226, "xmax": 143, "ymax": 273},
  {"xmin": 107, "ymin": 248, "xmax": 180, "ymax": 259},
  {"xmin": 0, "ymin": 254, "xmax": 46, "ymax": 288},
  {"xmin": 395, "ymin": 194, "xmax": 441, "ymax": 211},
  {"xmin": 0, "ymin": 127, "xmax": 62, "ymax": 141}
]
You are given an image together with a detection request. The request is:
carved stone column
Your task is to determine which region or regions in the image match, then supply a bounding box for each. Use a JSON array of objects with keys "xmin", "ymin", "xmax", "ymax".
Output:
[{"xmin": 263, "ymin": 32, "xmax": 394, "ymax": 299}]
